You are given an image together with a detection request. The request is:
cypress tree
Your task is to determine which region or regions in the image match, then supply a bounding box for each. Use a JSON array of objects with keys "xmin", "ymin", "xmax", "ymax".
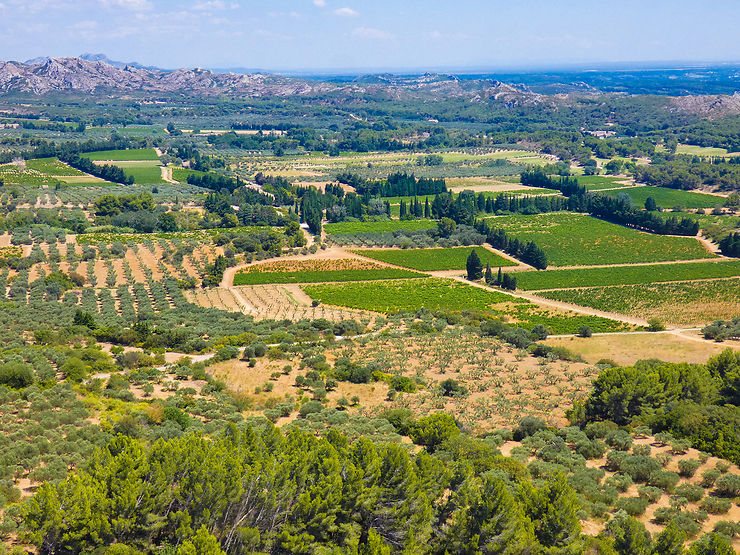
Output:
[
  {"xmin": 484, "ymin": 262, "xmax": 493, "ymax": 284},
  {"xmin": 496, "ymin": 267, "xmax": 503, "ymax": 286},
  {"xmin": 424, "ymin": 198, "xmax": 430, "ymax": 218},
  {"xmin": 466, "ymin": 249, "xmax": 483, "ymax": 281}
]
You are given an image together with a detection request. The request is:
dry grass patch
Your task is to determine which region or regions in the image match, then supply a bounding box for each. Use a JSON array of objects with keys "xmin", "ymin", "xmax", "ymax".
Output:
[{"xmin": 545, "ymin": 333, "xmax": 740, "ymax": 366}]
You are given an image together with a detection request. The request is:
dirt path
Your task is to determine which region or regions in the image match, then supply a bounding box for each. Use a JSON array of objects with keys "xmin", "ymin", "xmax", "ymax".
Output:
[
  {"xmin": 696, "ymin": 231, "xmax": 721, "ymax": 254},
  {"xmin": 160, "ymin": 166, "xmax": 177, "ymax": 184},
  {"xmin": 530, "ymin": 275, "xmax": 740, "ymax": 293},
  {"xmin": 447, "ymin": 275, "xmax": 648, "ymax": 327}
]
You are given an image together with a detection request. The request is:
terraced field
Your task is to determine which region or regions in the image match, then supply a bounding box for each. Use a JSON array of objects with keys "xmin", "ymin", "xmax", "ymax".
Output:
[{"xmin": 185, "ymin": 284, "xmax": 375, "ymax": 322}]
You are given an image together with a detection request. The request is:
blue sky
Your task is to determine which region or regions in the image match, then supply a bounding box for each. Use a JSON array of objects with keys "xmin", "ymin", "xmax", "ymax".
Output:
[{"xmin": 1, "ymin": 0, "xmax": 739, "ymax": 71}]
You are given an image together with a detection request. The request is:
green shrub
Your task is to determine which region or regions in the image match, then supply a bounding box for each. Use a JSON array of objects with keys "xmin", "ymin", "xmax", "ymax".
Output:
[
  {"xmin": 390, "ymin": 375, "xmax": 416, "ymax": 393},
  {"xmin": 575, "ymin": 439, "xmax": 607, "ymax": 460},
  {"xmin": 615, "ymin": 496, "xmax": 648, "ymax": 516},
  {"xmin": 700, "ymin": 469, "xmax": 721, "ymax": 488},
  {"xmin": 409, "ymin": 413, "xmax": 459, "ymax": 450},
  {"xmin": 299, "ymin": 401, "xmax": 324, "ymax": 417},
  {"xmin": 648, "ymin": 470, "xmax": 680, "ymax": 493},
  {"xmin": 699, "ymin": 497, "xmax": 732, "ymax": 514},
  {"xmin": 678, "ymin": 459, "xmax": 701, "ymax": 478},
  {"xmin": 712, "ymin": 520, "xmax": 740, "ymax": 538},
  {"xmin": 605, "ymin": 473, "xmax": 633, "ymax": 493},
  {"xmin": 714, "ymin": 473, "xmax": 740, "ymax": 497},
  {"xmin": 674, "ymin": 483, "xmax": 704, "ymax": 503},
  {"xmin": 584, "ymin": 421, "xmax": 616, "ymax": 439},
  {"xmin": 637, "ymin": 485, "xmax": 663, "ymax": 503},
  {"xmin": 605, "ymin": 429, "xmax": 633, "ymax": 451},
  {"xmin": 0, "ymin": 363, "xmax": 34, "ymax": 389}
]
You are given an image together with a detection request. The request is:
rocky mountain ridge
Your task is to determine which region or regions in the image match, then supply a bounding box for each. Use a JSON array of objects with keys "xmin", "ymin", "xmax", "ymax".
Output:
[{"xmin": 0, "ymin": 56, "xmax": 544, "ymax": 106}]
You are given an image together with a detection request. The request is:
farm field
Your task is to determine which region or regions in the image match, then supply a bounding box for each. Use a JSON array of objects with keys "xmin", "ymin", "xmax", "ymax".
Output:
[
  {"xmin": 303, "ymin": 277, "xmax": 629, "ymax": 333},
  {"xmin": 172, "ymin": 167, "xmax": 206, "ymax": 183},
  {"xmin": 488, "ymin": 212, "xmax": 716, "ymax": 266},
  {"xmin": 352, "ymin": 246, "xmax": 517, "ymax": 271},
  {"xmin": 186, "ymin": 284, "xmax": 375, "ymax": 322},
  {"xmin": 675, "ymin": 143, "xmax": 735, "ymax": 157},
  {"xmin": 0, "ymin": 164, "xmax": 60, "ymax": 186},
  {"xmin": 111, "ymin": 161, "xmax": 166, "ymax": 184},
  {"xmin": 538, "ymin": 278, "xmax": 740, "ymax": 326},
  {"xmin": 602, "ymin": 185, "xmax": 725, "ymax": 209},
  {"xmin": 82, "ymin": 148, "xmax": 160, "ymax": 161},
  {"xmin": 515, "ymin": 260, "xmax": 740, "ymax": 290},
  {"xmin": 25, "ymin": 157, "xmax": 85, "ymax": 176},
  {"xmin": 233, "ymin": 258, "xmax": 422, "ymax": 284},
  {"xmin": 324, "ymin": 219, "xmax": 437, "ymax": 235},
  {"xmin": 303, "ymin": 277, "xmax": 517, "ymax": 313},
  {"xmin": 576, "ymin": 175, "xmax": 632, "ymax": 190}
]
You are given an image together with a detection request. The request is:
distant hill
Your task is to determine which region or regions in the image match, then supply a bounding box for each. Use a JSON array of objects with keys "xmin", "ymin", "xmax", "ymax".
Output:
[
  {"xmin": 0, "ymin": 56, "xmax": 544, "ymax": 106},
  {"xmin": 78, "ymin": 53, "xmax": 161, "ymax": 71}
]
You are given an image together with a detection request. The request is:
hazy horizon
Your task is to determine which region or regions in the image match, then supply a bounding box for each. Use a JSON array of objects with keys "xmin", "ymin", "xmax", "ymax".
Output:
[{"xmin": 2, "ymin": 1, "xmax": 740, "ymax": 72}]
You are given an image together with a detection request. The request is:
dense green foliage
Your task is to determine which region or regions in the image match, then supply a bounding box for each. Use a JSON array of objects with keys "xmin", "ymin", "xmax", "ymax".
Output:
[{"xmin": 582, "ymin": 350, "xmax": 740, "ymax": 464}]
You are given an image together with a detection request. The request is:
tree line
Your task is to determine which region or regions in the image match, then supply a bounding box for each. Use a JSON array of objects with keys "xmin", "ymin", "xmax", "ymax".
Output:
[
  {"xmin": 521, "ymin": 170, "xmax": 699, "ymax": 236},
  {"xmin": 474, "ymin": 220, "xmax": 549, "ymax": 270},
  {"xmin": 337, "ymin": 172, "xmax": 446, "ymax": 198}
]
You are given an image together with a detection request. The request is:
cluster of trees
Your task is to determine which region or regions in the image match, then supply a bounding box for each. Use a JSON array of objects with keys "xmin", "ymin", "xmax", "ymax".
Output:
[
  {"xmin": 22, "ymin": 420, "xmax": 724, "ymax": 555},
  {"xmin": 399, "ymin": 197, "xmax": 431, "ymax": 219},
  {"xmin": 94, "ymin": 193, "xmax": 155, "ymax": 216},
  {"xmin": 579, "ymin": 350, "xmax": 740, "ymax": 464},
  {"xmin": 587, "ymin": 194, "xmax": 700, "ymax": 236},
  {"xmin": 719, "ymin": 232, "xmax": 740, "ymax": 257},
  {"xmin": 338, "ymin": 171, "xmax": 446, "ymax": 198},
  {"xmin": 634, "ymin": 156, "xmax": 740, "ymax": 191},
  {"xmin": 63, "ymin": 155, "xmax": 133, "ymax": 185},
  {"xmin": 478, "ymin": 192, "xmax": 571, "ymax": 216},
  {"xmin": 521, "ymin": 170, "xmax": 586, "ymax": 197},
  {"xmin": 485, "ymin": 264, "xmax": 517, "ymax": 290},
  {"xmin": 702, "ymin": 318, "xmax": 740, "ymax": 342},
  {"xmin": 299, "ymin": 187, "xmax": 323, "ymax": 234},
  {"xmin": 475, "ymin": 220, "xmax": 548, "ymax": 269},
  {"xmin": 186, "ymin": 172, "xmax": 248, "ymax": 193}
]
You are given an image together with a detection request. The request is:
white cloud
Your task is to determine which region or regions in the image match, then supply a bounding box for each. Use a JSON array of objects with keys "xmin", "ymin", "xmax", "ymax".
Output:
[
  {"xmin": 351, "ymin": 26, "xmax": 393, "ymax": 40},
  {"xmin": 423, "ymin": 30, "xmax": 470, "ymax": 41},
  {"xmin": 193, "ymin": 0, "xmax": 225, "ymax": 10},
  {"xmin": 313, "ymin": 0, "xmax": 326, "ymax": 6},
  {"xmin": 98, "ymin": 0, "xmax": 151, "ymax": 10},
  {"xmin": 333, "ymin": 7, "xmax": 357, "ymax": 17}
]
